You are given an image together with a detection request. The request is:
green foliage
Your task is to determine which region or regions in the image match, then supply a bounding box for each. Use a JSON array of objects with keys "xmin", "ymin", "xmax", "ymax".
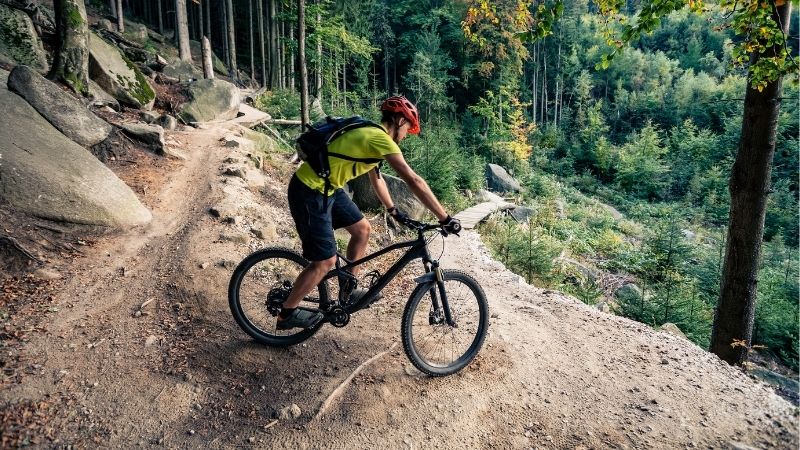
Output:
[
  {"xmin": 241, "ymin": 0, "xmax": 799, "ymax": 369},
  {"xmin": 755, "ymin": 240, "xmax": 800, "ymax": 369},
  {"xmin": 595, "ymin": 0, "xmax": 799, "ymax": 90},
  {"xmin": 254, "ymin": 90, "xmax": 301, "ymax": 119},
  {"xmin": 614, "ymin": 122, "xmax": 669, "ymax": 200}
]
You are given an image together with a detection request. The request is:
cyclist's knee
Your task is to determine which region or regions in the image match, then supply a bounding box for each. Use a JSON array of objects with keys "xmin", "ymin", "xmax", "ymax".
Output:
[
  {"xmin": 349, "ymin": 219, "xmax": 371, "ymax": 240},
  {"xmin": 309, "ymin": 256, "xmax": 336, "ymax": 273}
]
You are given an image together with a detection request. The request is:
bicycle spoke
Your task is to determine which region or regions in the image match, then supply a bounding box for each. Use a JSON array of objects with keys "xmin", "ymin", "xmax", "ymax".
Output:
[
  {"xmin": 230, "ymin": 249, "xmax": 327, "ymax": 345},
  {"xmin": 406, "ymin": 275, "xmax": 485, "ymax": 370}
]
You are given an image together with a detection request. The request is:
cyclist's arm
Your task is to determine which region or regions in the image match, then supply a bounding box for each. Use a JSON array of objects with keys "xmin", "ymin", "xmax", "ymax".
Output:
[
  {"xmin": 367, "ymin": 168, "xmax": 394, "ymax": 210},
  {"xmin": 383, "ymin": 153, "xmax": 448, "ymax": 221}
]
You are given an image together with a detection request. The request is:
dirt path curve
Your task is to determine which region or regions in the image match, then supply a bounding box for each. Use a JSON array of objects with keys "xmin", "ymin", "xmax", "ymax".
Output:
[{"xmin": 2, "ymin": 118, "xmax": 797, "ymax": 449}]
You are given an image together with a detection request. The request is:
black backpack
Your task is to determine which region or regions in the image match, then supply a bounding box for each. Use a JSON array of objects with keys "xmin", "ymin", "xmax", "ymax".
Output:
[{"xmin": 295, "ymin": 116, "xmax": 385, "ymax": 201}]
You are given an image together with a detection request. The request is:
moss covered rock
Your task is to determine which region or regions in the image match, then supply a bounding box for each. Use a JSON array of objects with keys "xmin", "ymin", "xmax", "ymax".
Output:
[
  {"xmin": 8, "ymin": 65, "xmax": 112, "ymax": 147},
  {"xmin": 163, "ymin": 60, "xmax": 201, "ymax": 82},
  {"xmin": 178, "ymin": 79, "xmax": 240, "ymax": 123},
  {"xmin": 0, "ymin": 4, "xmax": 49, "ymax": 73},
  {"xmin": 0, "ymin": 84, "xmax": 151, "ymax": 228},
  {"xmin": 88, "ymin": 32, "xmax": 155, "ymax": 109}
]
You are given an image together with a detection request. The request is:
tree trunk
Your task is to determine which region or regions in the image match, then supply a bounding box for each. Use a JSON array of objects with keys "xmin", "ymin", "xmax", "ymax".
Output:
[
  {"xmin": 176, "ymin": 0, "xmax": 191, "ymax": 62},
  {"xmin": 269, "ymin": 0, "xmax": 278, "ymax": 88},
  {"xmin": 383, "ymin": 45, "xmax": 389, "ymax": 96},
  {"xmin": 249, "ymin": 0, "xmax": 255, "ymax": 83},
  {"xmin": 289, "ymin": 14, "xmax": 295, "ymax": 91},
  {"xmin": 257, "ymin": 0, "xmax": 266, "ymax": 85},
  {"xmin": 541, "ymin": 48, "xmax": 547, "ymax": 126},
  {"xmin": 116, "ymin": 0, "xmax": 123, "ymax": 32},
  {"xmin": 709, "ymin": 2, "xmax": 792, "ymax": 365},
  {"xmin": 221, "ymin": 1, "xmax": 229, "ymax": 67},
  {"xmin": 202, "ymin": 36, "xmax": 214, "ymax": 79},
  {"xmin": 204, "ymin": 0, "xmax": 210, "ymax": 37},
  {"xmin": 143, "ymin": 0, "xmax": 150, "ymax": 29},
  {"xmin": 278, "ymin": 1, "xmax": 285, "ymax": 89},
  {"xmin": 157, "ymin": 0, "xmax": 163, "ymax": 35},
  {"xmin": 52, "ymin": 0, "xmax": 89, "ymax": 96},
  {"xmin": 109, "ymin": 0, "xmax": 116, "ymax": 18},
  {"xmin": 226, "ymin": 0, "xmax": 238, "ymax": 81},
  {"xmin": 532, "ymin": 42, "xmax": 537, "ymax": 124},
  {"xmin": 196, "ymin": 0, "xmax": 203, "ymax": 41},
  {"xmin": 315, "ymin": 0, "xmax": 322, "ymax": 99},
  {"xmin": 342, "ymin": 53, "xmax": 346, "ymax": 110},
  {"xmin": 298, "ymin": 0, "xmax": 308, "ymax": 126}
]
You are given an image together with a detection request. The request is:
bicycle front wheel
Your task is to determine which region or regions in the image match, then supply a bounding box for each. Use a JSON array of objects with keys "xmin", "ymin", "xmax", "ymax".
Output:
[
  {"xmin": 401, "ymin": 270, "xmax": 489, "ymax": 376},
  {"xmin": 228, "ymin": 247, "xmax": 329, "ymax": 347}
]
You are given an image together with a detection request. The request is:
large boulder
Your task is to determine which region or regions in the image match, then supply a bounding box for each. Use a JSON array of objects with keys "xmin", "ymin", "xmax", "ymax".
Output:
[
  {"xmin": 486, "ymin": 163, "xmax": 521, "ymax": 193},
  {"xmin": 348, "ymin": 173, "xmax": 425, "ymax": 220},
  {"xmin": 0, "ymin": 4, "xmax": 49, "ymax": 73},
  {"xmin": 88, "ymin": 79, "xmax": 120, "ymax": 110},
  {"xmin": 121, "ymin": 123, "xmax": 165, "ymax": 151},
  {"xmin": 0, "ymin": 86, "xmax": 151, "ymax": 228},
  {"xmin": 658, "ymin": 323, "xmax": 688, "ymax": 341},
  {"xmin": 7, "ymin": 65, "xmax": 112, "ymax": 147},
  {"xmin": 178, "ymin": 79, "xmax": 240, "ymax": 124},
  {"xmin": 309, "ymin": 97, "xmax": 327, "ymax": 122},
  {"xmin": 614, "ymin": 283, "xmax": 642, "ymax": 301},
  {"xmin": 123, "ymin": 20, "xmax": 149, "ymax": 43},
  {"xmin": 509, "ymin": 206, "xmax": 535, "ymax": 223},
  {"xmin": 162, "ymin": 60, "xmax": 201, "ymax": 82},
  {"xmin": 88, "ymin": 32, "xmax": 156, "ymax": 109}
]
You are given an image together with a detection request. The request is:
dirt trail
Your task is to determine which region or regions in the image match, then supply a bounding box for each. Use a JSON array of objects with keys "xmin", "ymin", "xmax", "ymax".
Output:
[{"xmin": 2, "ymin": 119, "xmax": 797, "ymax": 449}]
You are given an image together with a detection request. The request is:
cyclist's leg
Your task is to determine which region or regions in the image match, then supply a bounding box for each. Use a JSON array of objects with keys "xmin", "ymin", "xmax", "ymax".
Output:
[
  {"xmin": 282, "ymin": 256, "xmax": 335, "ymax": 309},
  {"xmin": 331, "ymin": 188, "xmax": 368, "ymax": 277},
  {"xmin": 284, "ymin": 176, "xmax": 338, "ymax": 310}
]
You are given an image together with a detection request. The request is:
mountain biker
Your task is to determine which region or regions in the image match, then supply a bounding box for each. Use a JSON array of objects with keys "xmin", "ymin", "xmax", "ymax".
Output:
[{"xmin": 279, "ymin": 95, "xmax": 462, "ymax": 330}]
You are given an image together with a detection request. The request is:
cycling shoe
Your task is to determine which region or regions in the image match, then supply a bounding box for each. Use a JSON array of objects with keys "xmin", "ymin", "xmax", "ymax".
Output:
[{"xmin": 276, "ymin": 307, "xmax": 324, "ymax": 330}]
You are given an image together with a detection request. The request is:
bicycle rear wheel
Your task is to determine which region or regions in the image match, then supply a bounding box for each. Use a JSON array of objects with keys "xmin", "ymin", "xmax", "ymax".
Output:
[
  {"xmin": 228, "ymin": 247, "xmax": 329, "ymax": 347},
  {"xmin": 401, "ymin": 270, "xmax": 488, "ymax": 376}
]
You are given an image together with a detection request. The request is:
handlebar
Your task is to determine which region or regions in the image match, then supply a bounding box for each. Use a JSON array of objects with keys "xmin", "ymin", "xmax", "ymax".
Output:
[{"xmin": 395, "ymin": 216, "xmax": 459, "ymax": 236}]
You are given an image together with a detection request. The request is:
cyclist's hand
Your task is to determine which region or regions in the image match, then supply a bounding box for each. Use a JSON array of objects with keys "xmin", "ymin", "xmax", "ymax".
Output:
[
  {"xmin": 439, "ymin": 215, "xmax": 461, "ymax": 236},
  {"xmin": 387, "ymin": 206, "xmax": 411, "ymax": 224}
]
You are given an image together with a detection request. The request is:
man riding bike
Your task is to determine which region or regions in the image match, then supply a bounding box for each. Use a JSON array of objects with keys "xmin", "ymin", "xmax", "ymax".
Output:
[{"xmin": 279, "ymin": 96, "xmax": 462, "ymax": 330}]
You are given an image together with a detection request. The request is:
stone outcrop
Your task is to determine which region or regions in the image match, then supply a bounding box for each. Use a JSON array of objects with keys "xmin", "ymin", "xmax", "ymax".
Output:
[
  {"xmin": 348, "ymin": 173, "xmax": 425, "ymax": 220},
  {"xmin": 509, "ymin": 206, "xmax": 535, "ymax": 223},
  {"xmin": 7, "ymin": 65, "xmax": 112, "ymax": 147},
  {"xmin": 162, "ymin": 60, "xmax": 201, "ymax": 82},
  {"xmin": 0, "ymin": 4, "xmax": 48, "ymax": 73},
  {"xmin": 178, "ymin": 79, "xmax": 240, "ymax": 124},
  {"xmin": 659, "ymin": 323, "xmax": 688, "ymax": 341},
  {"xmin": 121, "ymin": 123, "xmax": 165, "ymax": 152},
  {"xmin": 614, "ymin": 283, "xmax": 643, "ymax": 301},
  {"xmin": 88, "ymin": 32, "xmax": 155, "ymax": 109},
  {"xmin": 88, "ymin": 79, "xmax": 120, "ymax": 110},
  {"xmin": 0, "ymin": 85, "xmax": 151, "ymax": 228},
  {"xmin": 486, "ymin": 163, "xmax": 521, "ymax": 193}
]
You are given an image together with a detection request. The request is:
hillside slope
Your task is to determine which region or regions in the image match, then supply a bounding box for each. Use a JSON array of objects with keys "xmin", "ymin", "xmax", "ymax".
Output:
[{"xmin": 1, "ymin": 117, "xmax": 797, "ymax": 449}]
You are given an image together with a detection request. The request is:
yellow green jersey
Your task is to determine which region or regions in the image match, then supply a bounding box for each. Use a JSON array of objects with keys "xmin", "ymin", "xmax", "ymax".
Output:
[{"xmin": 295, "ymin": 124, "xmax": 401, "ymax": 194}]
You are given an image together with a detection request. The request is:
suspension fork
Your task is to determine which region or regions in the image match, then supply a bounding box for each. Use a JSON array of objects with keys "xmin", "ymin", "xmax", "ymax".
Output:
[{"xmin": 422, "ymin": 261, "xmax": 456, "ymax": 327}]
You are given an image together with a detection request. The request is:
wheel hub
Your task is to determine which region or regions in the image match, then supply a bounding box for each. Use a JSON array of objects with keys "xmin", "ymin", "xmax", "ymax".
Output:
[
  {"xmin": 266, "ymin": 280, "xmax": 292, "ymax": 316},
  {"xmin": 328, "ymin": 307, "xmax": 350, "ymax": 327}
]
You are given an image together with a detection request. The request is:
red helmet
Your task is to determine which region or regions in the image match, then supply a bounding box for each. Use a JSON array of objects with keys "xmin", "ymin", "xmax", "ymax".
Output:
[{"xmin": 380, "ymin": 95, "xmax": 420, "ymax": 134}]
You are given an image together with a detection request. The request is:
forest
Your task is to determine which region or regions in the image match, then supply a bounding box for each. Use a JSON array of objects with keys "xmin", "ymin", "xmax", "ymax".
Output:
[{"xmin": 107, "ymin": 0, "xmax": 799, "ymax": 370}]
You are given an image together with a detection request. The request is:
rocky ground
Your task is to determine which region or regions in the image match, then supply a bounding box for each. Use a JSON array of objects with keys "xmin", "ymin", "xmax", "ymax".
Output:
[{"xmin": 1, "ymin": 118, "xmax": 798, "ymax": 449}]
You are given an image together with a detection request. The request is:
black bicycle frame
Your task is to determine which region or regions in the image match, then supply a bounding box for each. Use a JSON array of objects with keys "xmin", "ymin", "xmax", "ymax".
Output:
[{"xmin": 321, "ymin": 229, "xmax": 445, "ymax": 316}]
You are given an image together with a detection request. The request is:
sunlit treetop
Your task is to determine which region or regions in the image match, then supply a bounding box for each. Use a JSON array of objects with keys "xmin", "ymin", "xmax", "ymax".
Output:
[{"xmin": 593, "ymin": 0, "xmax": 799, "ymax": 91}]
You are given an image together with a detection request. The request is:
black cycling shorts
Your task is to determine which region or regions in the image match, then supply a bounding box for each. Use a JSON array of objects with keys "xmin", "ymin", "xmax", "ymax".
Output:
[{"xmin": 288, "ymin": 175, "xmax": 364, "ymax": 261}]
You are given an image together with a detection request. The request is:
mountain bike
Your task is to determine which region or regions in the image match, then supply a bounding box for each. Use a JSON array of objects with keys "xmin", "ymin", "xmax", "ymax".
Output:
[{"xmin": 228, "ymin": 218, "xmax": 489, "ymax": 376}]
